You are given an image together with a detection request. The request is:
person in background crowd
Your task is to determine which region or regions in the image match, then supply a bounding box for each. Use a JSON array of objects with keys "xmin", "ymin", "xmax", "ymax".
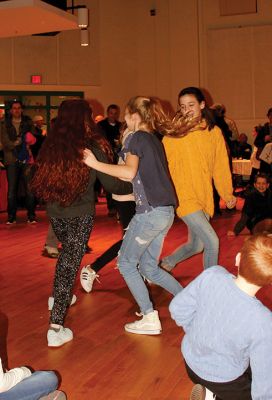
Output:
[
  {"xmin": 210, "ymin": 103, "xmax": 233, "ymax": 156},
  {"xmin": 98, "ymin": 104, "xmax": 122, "ymax": 217},
  {"xmin": 259, "ymin": 141, "xmax": 272, "ymax": 177},
  {"xmin": 253, "ymin": 109, "xmax": 272, "ymax": 178},
  {"xmin": 1, "ymin": 100, "xmax": 37, "ymax": 224},
  {"xmin": 98, "ymin": 104, "xmax": 121, "ymax": 151},
  {"xmin": 31, "ymin": 115, "xmax": 46, "ymax": 160},
  {"xmin": 254, "ymin": 107, "xmax": 272, "ymax": 157},
  {"xmin": 228, "ymin": 173, "xmax": 272, "ymax": 236},
  {"xmin": 210, "ymin": 103, "xmax": 235, "ymax": 215},
  {"xmin": 211, "ymin": 103, "xmax": 239, "ymax": 141},
  {"xmin": 232, "ymin": 133, "xmax": 252, "ymax": 160},
  {"xmin": 249, "ymin": 127, "xmax": 261, "ymax": 185},
  {"xmin": 0, "ymin": 126, "xmax": 4, "ymax": 168}
]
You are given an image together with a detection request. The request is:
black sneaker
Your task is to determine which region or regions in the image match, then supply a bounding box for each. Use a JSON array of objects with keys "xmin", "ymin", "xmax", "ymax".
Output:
[{"xmin": 6, "ymin": 217, "xmax": 16, "ymax": 225}]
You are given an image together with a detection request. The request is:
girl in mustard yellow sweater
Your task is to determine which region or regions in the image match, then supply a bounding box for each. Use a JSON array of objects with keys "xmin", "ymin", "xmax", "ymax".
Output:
[{"xmin": 161, "ymin": 87, "xmax": 236, "ymax": 271}]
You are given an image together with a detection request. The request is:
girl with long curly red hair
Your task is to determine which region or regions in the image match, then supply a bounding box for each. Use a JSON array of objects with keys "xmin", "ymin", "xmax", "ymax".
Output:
[{"xmin": 30, "ymin": 99, "xmax": 132, "ymax": 347}]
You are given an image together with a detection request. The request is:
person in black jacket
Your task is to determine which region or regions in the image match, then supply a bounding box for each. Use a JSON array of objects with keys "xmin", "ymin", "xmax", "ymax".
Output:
[
  {"xmin": 228, "ymin": 173, "xmax": 272, "ymax": 236},
  {"xmin": 254, "ymin": 107, "xmax": 272, "ymax": 148},
  {"xmin": 1, "ymin": 100, "xmax": 36, "ymax": 224},
  {"xmin": 30, "ymin": 100, "xmax": 132, "ymax": 347},
  {"xmin": 98, "ymin": 104, "xmax": 122, "ymax": 216},
  {"xmin": 232, "ymin": 133, "xmax": 252, "ymax": 160}
]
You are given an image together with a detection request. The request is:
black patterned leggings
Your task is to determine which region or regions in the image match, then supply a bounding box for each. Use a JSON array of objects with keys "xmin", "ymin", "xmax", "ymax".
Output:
[{"xmin": 50, "ymin": 214, "xmax": 94, "ymax": 325}]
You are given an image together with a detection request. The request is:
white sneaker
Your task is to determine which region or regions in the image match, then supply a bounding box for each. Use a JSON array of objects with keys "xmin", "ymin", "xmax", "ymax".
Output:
[
  {"xmin": 47, "ymin": 326, "xmax": 73, "ymax": 347},
  {"xmin": 80, "ymin": 265, "xmax": 100, "ymax": 293},
  {"xmin": 124, "ymin": 310, "xmax": 162, "ymax": 335},
  {"xmin": 40, "ymin": 390, "xmax": 67, "ymax": 400},
  {"xmin": 48, "ymin": 294, "xmax": 77, "ymax": 311}
]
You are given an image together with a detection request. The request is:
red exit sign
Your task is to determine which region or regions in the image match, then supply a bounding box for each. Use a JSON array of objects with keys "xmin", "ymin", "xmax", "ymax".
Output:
[{"xmin": 31, "ymin": 75, "xmax": 42, "ymax": 84}]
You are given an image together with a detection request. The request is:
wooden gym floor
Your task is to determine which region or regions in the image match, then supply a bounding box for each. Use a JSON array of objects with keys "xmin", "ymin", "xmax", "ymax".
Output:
[{"xmin": 0, "ymin": 199, "xmax": 271, "ymax": 400}]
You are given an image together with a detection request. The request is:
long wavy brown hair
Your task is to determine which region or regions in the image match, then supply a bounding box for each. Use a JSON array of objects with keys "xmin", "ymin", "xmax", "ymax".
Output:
[{"xmin": 30, "ymin": 99, "xmax": 113, "ymax": 207}]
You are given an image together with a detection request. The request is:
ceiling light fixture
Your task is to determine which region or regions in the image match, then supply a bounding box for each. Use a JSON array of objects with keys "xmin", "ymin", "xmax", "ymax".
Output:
[
  {"xmin": 80, "ymin": 28, "xmax": 89, "ymax": 46},
  {"xmin": 77, "ymin": 7, "xmax": 88, "ymax": 28}
]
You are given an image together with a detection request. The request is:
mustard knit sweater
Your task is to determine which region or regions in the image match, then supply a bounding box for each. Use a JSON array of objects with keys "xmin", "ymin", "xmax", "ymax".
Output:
[{"xmin": 163, "ymin": 125, "xmax": 233, "ymax": 218}]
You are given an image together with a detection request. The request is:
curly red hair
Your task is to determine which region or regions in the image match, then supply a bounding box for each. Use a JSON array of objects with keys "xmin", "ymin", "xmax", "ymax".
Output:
[{"xmin": 30, "ymin": 99, "xmax": 113, "ymax": 206}]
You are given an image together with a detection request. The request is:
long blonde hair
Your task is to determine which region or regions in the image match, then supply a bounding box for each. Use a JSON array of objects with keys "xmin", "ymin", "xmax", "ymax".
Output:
[{"xmin": 126, "ymin": 96, "xmax": 198, "ymax": 137}]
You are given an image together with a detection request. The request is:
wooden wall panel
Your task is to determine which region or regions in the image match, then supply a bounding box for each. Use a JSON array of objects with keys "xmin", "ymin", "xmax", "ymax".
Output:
[
  {"xmin": 207, "ymin": 27, "xmax": 253, "ymax": 118},
  {"xmin": 0, "ymin": 38, "xmax": 12, "ymax": 84},
  {"xmin": 13, "ymin": 36, "xmax": 58, "ymax": 85},
  {"xmin": 219, "ymin": 0, "xmax": 257, "ymax": 16},
  {"xmin": 59, "ymin": 0, "xmax": 100, "ymax": 86},
  {"xmin": 58, "ymin": 29, "xmax": 100, "ymax": 86},
  {"xmin": 253, "ymin": 25, "xmax": 272, "ymax": 117}
]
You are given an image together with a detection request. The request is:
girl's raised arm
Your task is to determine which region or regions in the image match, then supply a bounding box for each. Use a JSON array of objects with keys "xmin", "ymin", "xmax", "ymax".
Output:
[{"xmin": 83, "ymin": 148, "xmax": 139, "ymax": 181}]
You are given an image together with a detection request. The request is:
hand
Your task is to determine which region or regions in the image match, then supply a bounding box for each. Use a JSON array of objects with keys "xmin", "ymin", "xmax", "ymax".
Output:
[
  {"xmin": 14, "ymin": 138, "xmax": 22, "ymax": 146},
  {"xmin": 83, "ymin": 148, "xmax": 97, "ymax": 167},
  {"xmin": 227, "ymin": 230, "xmax": 235, "ymax": 237},
  {"xmin": 226, "ymin": 197, "xmax": 236, "ymax": 209}
]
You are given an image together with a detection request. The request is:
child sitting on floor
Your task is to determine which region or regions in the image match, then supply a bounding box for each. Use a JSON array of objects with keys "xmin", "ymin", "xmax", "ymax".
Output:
[
  {"xmin": 0, "ymin": 356, "xmax": 66, "ymax": 400},
  {"xmin": 169, "ymin": 233, "xmax": 272, "ymax": 400},
  {"xmin": 228, "ymin": 173, "xmax": 271, "ymax": 236}
]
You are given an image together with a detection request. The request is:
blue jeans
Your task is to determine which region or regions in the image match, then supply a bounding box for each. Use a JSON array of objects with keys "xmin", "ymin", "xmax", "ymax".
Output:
[
  {"xmin": 118, "ymin": 206, "xmax": 183, "ymax": 314},
  {"xmin": 162, "ymin": 210, "xmax": 219, "ymax": 270},
  {"xmin": 0, "ymin": 371, "xmax": 58, "ymax": 400}
]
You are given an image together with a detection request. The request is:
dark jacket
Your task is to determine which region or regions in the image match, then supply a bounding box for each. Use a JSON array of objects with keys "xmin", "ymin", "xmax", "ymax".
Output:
[
  {"xmin": 1, "ymin": 115, "xmax": 35, "ymax": 165},
  {"xmin": 31, "ymin": 126, "xmax": 46, "ymax": 160},
  {"xmin": 98, "ymin": 119, "xmax": 121, "ymax": 150},
  {"xmin": 254, "ymin": 123, "xmax": 272, "ymax": 151},
  {"xmin": 46, "ymin": 144, "xmax": 132, "ymax": 219},
  {"xmin": 232, "ymin": 141, "xmax": 252, "ymax": 160},
  {"xmin": 234, "ymin": 188, "xmax": 272, "ymax": 235}
]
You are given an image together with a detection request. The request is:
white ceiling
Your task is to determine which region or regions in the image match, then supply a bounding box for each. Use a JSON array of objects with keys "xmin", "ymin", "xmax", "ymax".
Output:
[{"xmin": 0, "ymin": 0, "xmax": 79, "ymax": 38}]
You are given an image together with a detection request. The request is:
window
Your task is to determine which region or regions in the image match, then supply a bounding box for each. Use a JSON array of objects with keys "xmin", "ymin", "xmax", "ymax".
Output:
[{"xmin": 0, "ymin": 90, "xmax": 84, "ymax": 133}]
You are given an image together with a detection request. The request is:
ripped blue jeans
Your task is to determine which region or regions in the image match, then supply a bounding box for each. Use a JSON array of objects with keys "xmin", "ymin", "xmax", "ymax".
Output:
[{"xmin": 117, "ymin": 206, "xmax": 183, "ymax": 314}]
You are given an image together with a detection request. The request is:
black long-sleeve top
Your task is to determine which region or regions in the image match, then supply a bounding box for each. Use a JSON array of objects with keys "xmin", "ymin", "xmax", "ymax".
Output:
[{"xmin": 46, "ymin": 144, "xmax": 132, "ymax": 219}]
